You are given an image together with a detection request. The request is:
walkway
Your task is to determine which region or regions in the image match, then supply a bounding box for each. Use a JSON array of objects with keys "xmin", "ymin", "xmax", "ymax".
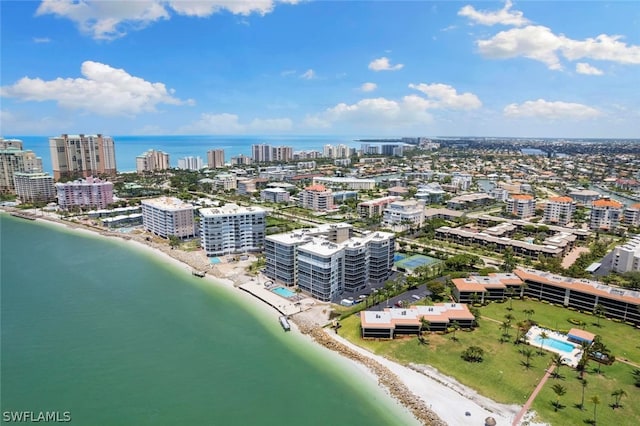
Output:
[{"xmin": 511, "ymin": 367, "xmax": 553, "ymax": 426}]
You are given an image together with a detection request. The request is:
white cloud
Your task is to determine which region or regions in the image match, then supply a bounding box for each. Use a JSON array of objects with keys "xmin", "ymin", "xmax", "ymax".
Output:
[
  {"xmin": 305, "ymin": 97, "xmax": 433, "ymax": 130},
  {"xmin": 360, "ymin": 82, "xmax": 377, "ymax": 92},
  {"xmin": 477, "ymin": 25, "xmax": 565, "ymax": 70},
  {"xmin": 180, "ymin": 113, "xmax": 292, "ymax": 134},
  {"xmin": 368, "ymin": 57, "xmax": 404, "ymax": 71},
  {"xmin": 408, "ymin": 83, "xmax": 482, "ymax": 110},
  {"xmin": 503, "ymin": 99, "xmax": 602, "ymax": 119},
  {"xmin": 474, "ymin": 24, "xmax": 640, "ymax": 70},
  {"xmin": 0, "ymin": 60, "xmax": 193, "ymax": 116},
  {"xmin": 300, "ymin": 69, "xmax": 316, "ymax": 80},
  {"xmin": 576, "ymin": 62, "xmax": 604, "ymax": 76},
  {"xmin": 33, "ymin": 37, "xmax": 51, "ymax": 43},
  {"xmin": 36, "ymin": 0, "xmax": 294, "ymax": 40},
  {"xmin": 280, "ymin": 69, "xmax": 297, "ymax": 77},
  {"xmin": 458, "ymin": 0, "xmax": 529, "ymax": 27}
]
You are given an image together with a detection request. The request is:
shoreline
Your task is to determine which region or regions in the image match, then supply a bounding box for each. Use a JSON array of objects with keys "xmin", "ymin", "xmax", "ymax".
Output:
[{"xmin": 3, "ymin": 210, "xmax": 525, "ymax": 425}]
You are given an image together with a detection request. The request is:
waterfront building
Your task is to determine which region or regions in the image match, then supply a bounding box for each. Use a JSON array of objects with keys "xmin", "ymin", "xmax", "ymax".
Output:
[
  {"xmin": 260, "ymin": 187, "xmax": 290, "ymax": 203},
  {"xmin": 415, "ymin": 183, "xmax": 445, "ymax": 204},
  {"xmin": 136, "ymin": 149, "xmax": 169, "ymax": 173},
  {"xmin": 0, "ymin": 140, "xmax": 43, "ymax": 193},
  {"xmin": 514, "ymin": 268, "xmax": 640, "ymax": 325},
  {"xmin": 312, "ymin": 176, "xmax": 376, "ymax": 191},
  {"xmin": 141, "ymin": 196, "xmax": 196, "ymax": 239},
  {"xmin": 568, "ymin": 189, "xmax": 601, "ymax": 207},
  {"xmin": 199, "ymin": 204, "xmax": 266, "ymax": 256},
  {"xmin": 56, "ymin": 176, "xmax": 114, "ymax": 210},
  {"xmin": 506, "ymin": 194, "xmax": 536, "ymax": 219},
  {"xmin": 544, "ymin": 196, "xmax": 575, "ymax": 226},
  {"xmin": 252, "ymin": 144, "xmax": 272, "ymax": 163},
  {"xmin": 446, "ymin": 193, "xmax": 494, "ymax": 210},
  {"xmin": 360, "ymin": 304, "xmax": 475, "ymax": 338},
  {"xmin": 451, "ymin": 273, "xmax": 523, "ymax": 304},
  {"xmin": 357, "ymin": 196, "xmax": 402, "ymax": 218},
  {"xmin": 383, "ymin": 199, "xmax": 425, "ymax": 228},
  {"xmin": 272, "ymin": 146, "xmax": 293, "ymax": 162},
  {"xmin": 590, "ymin": 198, "xmax": 623, "ymax": 230},
  {"xmin": 623, "ymin": 203, "xmax": 640, "ymax": 227},
  {"xmin": 264, "ymin": 224, "xmax": 394, "ymax": 300},
  {"xmin": 299, "ymin": 184, "xmax": 334, "ymax": 211},
  {"xmin": 49, "ymin": 134, "xmax": 117, "ymax": 180},
  {"xmin": 611, "ymin": 234, "xmax": 640, "ymax": 273},
  {"xmin": 207, "ymin": 149, "xmax": 225, "ymax": 169},
  {"xmin": 13, "ymin": 172, "xmax": 56, "ymax": 203},
  {"xmin": 177, "ymin": 156, "xmax": 204, "ymax": 171}
]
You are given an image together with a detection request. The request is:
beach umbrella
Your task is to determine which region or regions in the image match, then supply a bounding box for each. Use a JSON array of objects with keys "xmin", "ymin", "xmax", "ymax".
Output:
[{"xmin": 484, "ymin": 417, "xmax": 497, "ymax": 426}]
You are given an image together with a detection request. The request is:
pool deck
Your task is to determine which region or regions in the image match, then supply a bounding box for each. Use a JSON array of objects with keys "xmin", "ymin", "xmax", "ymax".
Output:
[
  {"xmin": 525, "ymin": 326, "xmax": 583, "ymax": 368},
  {"xmin": 239, "ymin": 281, "xmax": 314, "ymax": 317}
]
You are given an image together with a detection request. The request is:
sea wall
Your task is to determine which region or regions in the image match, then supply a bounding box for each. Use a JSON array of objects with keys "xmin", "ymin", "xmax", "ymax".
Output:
[{"xmin": 297, "ymin": 324, "xmax": 446, "ymax": 426}]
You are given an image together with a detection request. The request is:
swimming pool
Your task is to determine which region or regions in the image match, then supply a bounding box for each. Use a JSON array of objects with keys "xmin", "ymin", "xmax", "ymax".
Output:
[
  {"xmin": 272, "ymin": 287, "xmax": 297, "ymax": 298},
  {"xmin": 534, "ymin": 336, "xmax": 576, "ymax": 354}
]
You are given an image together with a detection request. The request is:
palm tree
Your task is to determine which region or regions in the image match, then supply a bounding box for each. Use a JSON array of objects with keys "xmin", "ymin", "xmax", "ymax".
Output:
[
  {"xmin": 523, "ymin": 308, "xmax": 535, "ymax": 321},
  {"xmin": 551, "ymin": 384, "xmax": 566, "ymax": 411},
  {"xmin": 580, "ymin": 379, "xmax": 588, "ymax": 410},
  {"xmin": 539, "ymin": 331, "xmax": 549, "ymax": 355},
  {"xmin": 419, "ymin": 317, "xmax": 431, "ymax": 345},
  {"xmin": 632, "ymin": 369, "xmax": 640, "ymax": 387},
  {"xmin": 611, "ymin": 388, "xmax": 627, "ymax": 409},
  {"xmin": 551, "ymin": 353, "xmax": 564, "ymax": 379},
  {"xmin": 514, "ymin": 320, "xmax": 526, "ymax": 345},
  {"xmin": 450, "ymin": 320, "xmax": 461, "ymax": 341},
  {"xmin": 591, "ymin": 395, "xmax": 601, "ymax": 425},
  {"xmin": 521, "ymin": 348, "xmax": 534, "ymax": 369},
  {"xmin": 593, "ymin": 304, "xmax": 606, "ymax": 327},
  {"xmin": 500, "ymin": 320, "xmax": 511, "ymax": 343},
  {"xmin": 505, "ymin": 287, "xmax": 516, "ymax": 310}
]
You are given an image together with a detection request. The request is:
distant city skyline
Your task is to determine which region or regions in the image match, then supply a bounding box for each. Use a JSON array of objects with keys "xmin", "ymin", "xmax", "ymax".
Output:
[{"xmin": 1, "ymin": 1, "xmax": 639, "ymax": 138}]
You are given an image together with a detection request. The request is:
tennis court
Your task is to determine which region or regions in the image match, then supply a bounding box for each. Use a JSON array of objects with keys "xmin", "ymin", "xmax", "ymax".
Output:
[{"xmin": 395, "ymin": 254, "xmax": 441, "ymax": 272}]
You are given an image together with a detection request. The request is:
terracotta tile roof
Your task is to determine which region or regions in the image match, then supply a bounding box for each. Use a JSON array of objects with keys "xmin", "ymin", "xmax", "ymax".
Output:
[
  {"xmin": 592, "ymin": 198, "xmax": 623, "ymax": 208},
  {"xmin": 511, "ymin": 194, "xmax": 534, "ymax": 201},
  {"xmin": 305, "ymin": 184, "xmax": 328, "ymax": 192},
  {"xmin": 549, "ymin": 196, "xmax": 574, "ymax": 203}
]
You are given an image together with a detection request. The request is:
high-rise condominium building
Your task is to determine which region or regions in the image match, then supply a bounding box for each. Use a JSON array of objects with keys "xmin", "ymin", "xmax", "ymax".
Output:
[
  {"xmin": 0, "ymin": 138, "xmax": 43, "ymax": 194},
  {"xmin": 590, "ymin": 198, "xmax": 623, "ymax": 230},
  {"xmin": 544, "ymin": 196, "xmax": 576, "ymax": 226},
  {"xmin": 136, "ymin": 149, "xmax": 169, "ymax": 173},
  {"xmin": 141, "ymin": 196, "xmax": 196, "ymax": 239},
  {"xmin": 506, "ymin": 194, "xmax": 536, "ymax": 219},
  {"xmin": 56, "ymin": 176, "xmax": 114, "ymax": 209},
  {"xmin": 252, "ymin": 144, "xmax": 272, "ymax": 163},
  {"xmin": 264, "ymin": 224, "xmax": 395, "ymax": 301},
  {"xmin": 13, "ymin": 172, "xmax": 56, "ymax": 203},
  {"xmin": 49, "ymin": 134, "xmax": 117, "ymax": 180},
  {"xmin": 207, "ymin": 149, "xmax": 225, "ymax": 169},
  {"xmin": 177, "ymin": 156, "xmax": 203, "ymax": 171},
  {"xmin": 199, "ymin": 204, "xmax": 266, "ymax": 256},
  {"xmin": 299, "ymin": 184, "xmax": 334, "ymax": 211}
]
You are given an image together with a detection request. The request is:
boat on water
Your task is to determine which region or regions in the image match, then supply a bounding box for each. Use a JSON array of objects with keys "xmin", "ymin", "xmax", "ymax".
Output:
[{"xmin": 279, "ymin": 315, "xmax": 291, "ymax": 331}]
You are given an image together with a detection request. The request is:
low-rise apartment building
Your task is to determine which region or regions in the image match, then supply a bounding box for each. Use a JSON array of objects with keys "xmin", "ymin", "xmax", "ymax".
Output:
[
  {"xmin": 357, "ymin": 196, "xmax": 401, "ymax": 218},
  {"xmin": 611, "ymin": 234, "xmax": 640, "ymax": 273},
  {"xmin": 299, "ymin": 184, "xmax": 334, "ymax": 211},
  {"xmin": 506, "ymin": 194, "xmax": 536, "ymax": 219},
  {"xmin": 544, "ymin": 196, "xmax": 575, "ymax": 226},
  {"xmin": 590, "ymin": 198, "xmax": 623, "ymax": 230},
  {"xmin": 383, "ymin": 199, "xmax": 425, "ymax": 228}
]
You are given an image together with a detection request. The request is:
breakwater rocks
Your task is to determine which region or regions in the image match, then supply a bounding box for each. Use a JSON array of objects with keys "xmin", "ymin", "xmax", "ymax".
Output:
[{"xmin": 298, "ymin": 324, "xmax": 446, "ymax": 426}]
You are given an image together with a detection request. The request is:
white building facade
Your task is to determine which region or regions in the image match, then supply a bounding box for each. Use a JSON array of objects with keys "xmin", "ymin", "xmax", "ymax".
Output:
[
  {"xmin": 56, "ymin": 176, "xmax": 114, "ymax": 210},
  {"xmin": 199, "ymin": 204, "xmax": 266, "ymax": 256},
  {"xmin": 13, "ymin": 172, "xmax": 56, "ymax": 203},
  {"xmin": 141, "ymin": 196, "xmax": 196, "ymax": 239}
]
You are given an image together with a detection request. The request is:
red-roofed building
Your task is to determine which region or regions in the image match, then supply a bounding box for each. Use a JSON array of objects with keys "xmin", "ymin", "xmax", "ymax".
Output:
[
  {"xmin": 590, "ymin": 197, "xmax": 623, "ymax": 230},
  {"xmin": 506, "ymin": 194, "xmax": 536, "ymax": 219},
  {"xmin": 299, "ymin": 184, "xmax": 334, "ymax": 211},
  {"xmin": 544, "ymin": 196, "xmax": 576, "ymax": 226}
]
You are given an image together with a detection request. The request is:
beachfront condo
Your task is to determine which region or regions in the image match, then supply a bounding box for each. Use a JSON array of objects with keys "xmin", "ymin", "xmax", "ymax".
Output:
[
  {"xmin": 141, "ymin": 196, "xmax": 196, "ymax": 239},
  {"xmin": 49, "ymin": 134, "xmax": 117, "ymax": 180},
  {"xmin": 199, "ymin": 204, "xmax": 266, "ymax": 256},
  {"xmin": 56, "ymin": 176, "xmax": 114, "ymax": 210}
]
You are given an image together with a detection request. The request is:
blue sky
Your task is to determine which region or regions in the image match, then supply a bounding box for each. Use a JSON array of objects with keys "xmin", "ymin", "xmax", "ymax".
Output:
[{"xmin": 1, "ymin": 0, "xmax": 639, "ymax": 138}]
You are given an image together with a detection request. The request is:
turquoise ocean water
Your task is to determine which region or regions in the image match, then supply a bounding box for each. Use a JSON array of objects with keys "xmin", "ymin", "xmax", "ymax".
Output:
[
  {"xmin": 0, "ymin": 215, "xmax": 415, "ymax": 426},
  {"xmin": 9, "ymin": 135, "xmax": 364, "ymax": 174}
]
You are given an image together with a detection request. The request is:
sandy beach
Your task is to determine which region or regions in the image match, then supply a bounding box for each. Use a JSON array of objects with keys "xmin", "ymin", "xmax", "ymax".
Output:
[{"xmin": 5, "ymin": 210, "xmax": 536, "ymax": 426}]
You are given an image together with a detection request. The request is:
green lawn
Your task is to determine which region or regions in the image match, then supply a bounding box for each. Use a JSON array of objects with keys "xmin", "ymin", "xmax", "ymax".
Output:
[{"xmin": 339, "ymin": 299, "xmax": 640, "ymax": 426}]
